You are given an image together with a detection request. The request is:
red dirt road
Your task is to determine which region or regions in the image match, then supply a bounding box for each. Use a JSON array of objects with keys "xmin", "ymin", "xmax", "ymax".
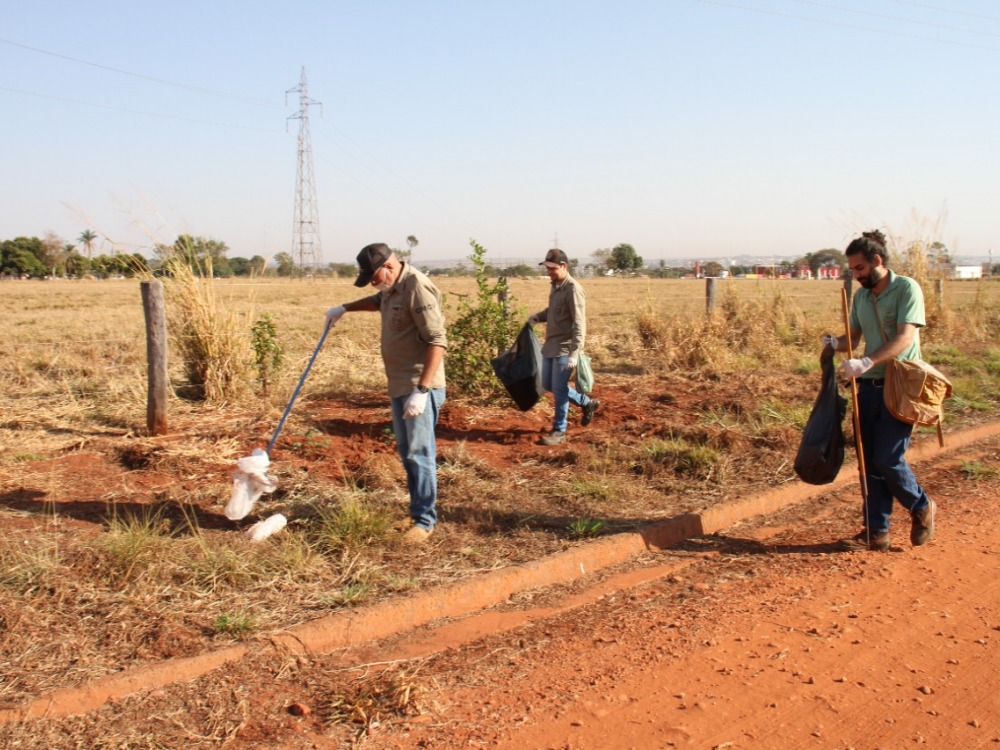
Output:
[
  {"xmin": 4, "ymin": 439, "xmax": 998, "ymax": 749},
  {"xmin": 361, "ymin": 456, "xmax": 1000, "ymax": 750}
]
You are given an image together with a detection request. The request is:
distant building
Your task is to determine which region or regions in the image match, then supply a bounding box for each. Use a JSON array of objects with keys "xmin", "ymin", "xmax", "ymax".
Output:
[{"xmin": 952, "ymin": 265, "xmax": 983, "ymax": 280}]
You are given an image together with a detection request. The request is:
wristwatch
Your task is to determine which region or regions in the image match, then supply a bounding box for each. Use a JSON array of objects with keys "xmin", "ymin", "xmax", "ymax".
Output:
[{"xmin": 416, "ymin": 385, "xmax": 429, "ymax": 394}]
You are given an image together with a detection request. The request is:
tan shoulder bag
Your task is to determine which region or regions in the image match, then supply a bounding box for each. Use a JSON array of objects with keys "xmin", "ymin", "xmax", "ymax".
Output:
[{"xmin": 871, "ymin": 295, "xmax": 952, "ymax": 446}]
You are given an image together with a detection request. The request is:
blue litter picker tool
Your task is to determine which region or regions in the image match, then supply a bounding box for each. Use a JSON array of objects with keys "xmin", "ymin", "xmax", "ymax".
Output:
[{"xmin": 225, "ymin": 325, "xmax": 331, "ymax": 521}]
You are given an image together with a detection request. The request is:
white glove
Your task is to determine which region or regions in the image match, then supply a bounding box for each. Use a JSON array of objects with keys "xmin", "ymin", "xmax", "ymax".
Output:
[
  {"xmin": 820, "ymin": 333, "xmax": 838, "ymax": 350},
  {"xmin": 528, "ymin": 314, "xmax": 539, "ymax": 325},
  {"xmin": 325, "ymin": 305, "xmax": 346, "ymax": 330},
  {"xmin": 839, "ymin": 357, "xmax": 873, "ymax": 379},
  {"xmin": 403, "ymin": 388, "xmax": 428, "ymax": 418},
  {"xmin": 566, "ymin": 356, "xmax": 578, "ymax": 370}
]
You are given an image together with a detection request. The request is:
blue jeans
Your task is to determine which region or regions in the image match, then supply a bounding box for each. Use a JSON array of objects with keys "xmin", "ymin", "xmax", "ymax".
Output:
[
  {"xmin": 390, "ymin": 388, "xmax": 445, "ymax": 531},
  {"xmin": 542, "ymin": 355, "xmax": 593, "ymax": 433},
  {"xmin": 857, "ymin": 380, "xmax": 932, "ymax": 534}
]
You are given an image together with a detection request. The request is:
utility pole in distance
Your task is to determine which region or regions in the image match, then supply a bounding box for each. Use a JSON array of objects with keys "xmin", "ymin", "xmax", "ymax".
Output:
[{"xmin": 287, "ymin": 67, "xmax": 323, "ymax": 270}]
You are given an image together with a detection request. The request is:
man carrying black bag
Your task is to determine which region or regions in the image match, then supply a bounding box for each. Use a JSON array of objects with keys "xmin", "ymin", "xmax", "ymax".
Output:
[{"xmin": 526, "ymin": 248, "xmax": 600, "ymax": 446}]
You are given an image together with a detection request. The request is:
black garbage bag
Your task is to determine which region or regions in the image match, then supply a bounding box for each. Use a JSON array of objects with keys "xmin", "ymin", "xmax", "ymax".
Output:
[
  {"xmin": 794, "ymin": 345, "xmax": 848, "ymax": 485},
  {"xmin": 491, "ymin": 323, "xmax": 545, "ymax": 411}
]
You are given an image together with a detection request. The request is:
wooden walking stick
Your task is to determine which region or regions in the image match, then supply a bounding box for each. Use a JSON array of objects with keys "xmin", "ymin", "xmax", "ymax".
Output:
[{"xmin": 841, "ymin": 287, "xmax": 869, "ymax": 542}]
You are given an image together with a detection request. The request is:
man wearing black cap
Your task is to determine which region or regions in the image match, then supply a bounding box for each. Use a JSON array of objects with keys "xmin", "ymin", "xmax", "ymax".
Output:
[
  {"xmin": 324, "ymin": 243, "xmax": 447, "ymax": 544},
  {"xmin": 527, "ymin": 248, "xmax": 599, "ymax": 445}
]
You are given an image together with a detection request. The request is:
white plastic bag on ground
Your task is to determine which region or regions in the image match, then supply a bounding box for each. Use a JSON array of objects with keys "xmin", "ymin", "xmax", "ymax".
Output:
[
  {"xmin": 245, "ymin": 513, "xmax": 287, "ymax": 541},
  {"xmin": 224, "ymin": 448, "xmax": 278, "ymax": 521}
]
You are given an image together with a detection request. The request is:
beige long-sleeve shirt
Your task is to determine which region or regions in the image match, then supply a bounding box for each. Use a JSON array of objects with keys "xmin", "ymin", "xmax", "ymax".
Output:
[
  {"xmin": 366, "ymin": 263, "xmax": 448, "ymax": 398},
  {"xmin": 533, "ymin": 274, "xmax": 586, "ymax": 359}
]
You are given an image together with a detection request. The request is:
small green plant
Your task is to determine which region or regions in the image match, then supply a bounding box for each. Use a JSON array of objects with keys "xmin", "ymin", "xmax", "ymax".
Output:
[
  {"xmin": 960, "ymin": 460, "xmax": 999, "ymax": 480},
  {"xmin": 567, "ymin": 518, "xmax": 604, "ymax": 538},
  {"xmin": 213, "ymin": 610, "xmax": 258, "ymax": 637},
  {"xmin": 755, "ymin": 399, "xmax": 812, "ymax": 430},
  {"xmin": 250, "ymin": 312, "xmax": 283, "ymax": 397},
  {"xmin": 100, "ymin": 506, "xmax": 173, "ymax": 583},
  {"xmin": 562, "ymin": 477, "xmax": 618, "ymax": 502},
  {"xmin": 324, "ymin": 581, "xmax": 373, "ymax": 607},
  {"xmin": 0, "ymin": 534, "xmax": 60, "ymax": 591},
  {"xmin": 446, "ymin": 240, "xmax": 520, "ymax": 400},
  {"xmin": 10, "ymin": 453, "xmax": 48, "ymax": 462},
  {"xmin": 639, "ymin": 437, "xmax": 721, "ymax": 480},
  {"xmin": 292, "ymin": 428, "xmax": 331, "ymax": 456},
  {"xmin": 316, "ymin": 495, "xmax": 393, "ymax": 553}
]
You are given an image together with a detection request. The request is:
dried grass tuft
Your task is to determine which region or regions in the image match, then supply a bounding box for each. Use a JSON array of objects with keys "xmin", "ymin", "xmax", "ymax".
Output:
[
  {"xmin": 163, "ymin": 258, "xmax": 256, "ymax": 403},
  {"xmin": 322, "ymin": 664, "xmax": 427, "ymax": 737}
]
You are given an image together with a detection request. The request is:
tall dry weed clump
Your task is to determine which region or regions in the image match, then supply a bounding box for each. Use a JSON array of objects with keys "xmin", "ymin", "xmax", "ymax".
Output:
[
  {"xmin": 162, "ymin": 257, "xmax": 256, "ymax": 402},
  {"xmin": 635, "ymin": 285, "xmax": 804, "ymax": 375},
  {"xmin": 884, "ymin": 208, "xmax": 951, "ymax": 331}
]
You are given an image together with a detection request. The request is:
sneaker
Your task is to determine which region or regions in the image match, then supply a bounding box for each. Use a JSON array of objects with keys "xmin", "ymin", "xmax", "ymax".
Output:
[
  {"xmin": 401, "ymin": 525, "xmax": 432, "ymax": 545},
  {"xmin": 540, "ymin": 430, "xmax": 566, "ymax": 446},
  {"xmin": 910, "ymin": 499, "xmax": 936, "ymax": 546},
  {"xmin": 582, "ymin": 399, "xmax": 600, "ymax": 427},
  {"xmin": 837, "ymin": 530, "xmax": 890, "ymax": 552}
]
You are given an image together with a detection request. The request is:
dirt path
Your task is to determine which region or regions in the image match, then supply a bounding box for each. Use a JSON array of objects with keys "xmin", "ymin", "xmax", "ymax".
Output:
[
  {"xmin": 361, "ymin": 458, "xmax": 1000, "ymax": 749},
  {"xmin": 4, "ymin": 443, "xmax": 998, "ymax": 749}
]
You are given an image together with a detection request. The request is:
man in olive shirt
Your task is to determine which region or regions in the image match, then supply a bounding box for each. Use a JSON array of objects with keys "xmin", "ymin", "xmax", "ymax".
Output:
[
  {"xmin": 820, "ymin": 230, "xmax": 936, "ymax": 552},
  {"xmin": 325, "ymin": 243, "xmax": 446, "ymax": 544},
  {"xmin": 528, "ymin": 248, "xmax": 599, "ymax": 446}
]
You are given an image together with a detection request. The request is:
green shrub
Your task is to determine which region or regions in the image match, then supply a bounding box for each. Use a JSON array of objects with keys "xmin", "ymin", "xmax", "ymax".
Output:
[
  {"xmin": 250, "ymin": 312, "xmax": 283, "ymax": 397},
  {"xmin": 446, "ymin": 240, "xmax": 520, "ymax": 400}
]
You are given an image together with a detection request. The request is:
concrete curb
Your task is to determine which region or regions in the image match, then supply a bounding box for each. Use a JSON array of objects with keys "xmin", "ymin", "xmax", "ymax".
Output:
[{"xmin": 4, "ymin": 420, "xmax": 998, "ymax": 724}]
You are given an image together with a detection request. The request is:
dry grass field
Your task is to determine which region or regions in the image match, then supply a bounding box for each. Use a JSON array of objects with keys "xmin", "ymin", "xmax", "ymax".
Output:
[{"xmin": 0, "ymin": 271, "xmax": 998, "ymax": 743}]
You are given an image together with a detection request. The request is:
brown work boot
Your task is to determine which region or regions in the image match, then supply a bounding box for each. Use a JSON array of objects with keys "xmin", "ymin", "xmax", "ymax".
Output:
[
  {"xmin": 401, "ymin": 525, "xmax": 432, "ymax": 545},
  {"xmin": 911, "ymin": 499, "xmax": 937, "ymax": 546},
  {"xmin": 837, "ymin": 530, "xmax": 890, "ymax": 552},
  {"xmin": 540, "ymin": 430, "xmax": 566, "ymax": 446}
]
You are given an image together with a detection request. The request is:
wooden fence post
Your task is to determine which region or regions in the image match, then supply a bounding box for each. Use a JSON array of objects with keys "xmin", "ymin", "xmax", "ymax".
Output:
[
  {"xmin": 705, "ymin": 277, "xmax": 717, "ymax": 315},
  {"xmin": 842, "ymin": 275, "xmax": 853, "ymax": 308},
  {"xmin": 141, "ymin": 279, "xmax": 169, "ymax": 436},
  {"xmin": 935, "ymin": 278, "xmax": 945, "ymax": 313}
]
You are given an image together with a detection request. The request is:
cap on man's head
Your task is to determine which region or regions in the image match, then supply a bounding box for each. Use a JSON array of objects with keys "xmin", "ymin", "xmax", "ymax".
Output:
[
  {"xmin": 539, "ymin": 248, "xmax": 569, "ymax": 268},
  {"xmin": 354, "ymin": 243, "xmax": 392, "ymax": 287}
]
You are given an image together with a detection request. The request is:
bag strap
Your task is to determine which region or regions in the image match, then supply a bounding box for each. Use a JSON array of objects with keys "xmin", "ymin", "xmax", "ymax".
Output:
[{"xmin": 869, "ymin": 293, "xmax": 891, "ymax": 344}]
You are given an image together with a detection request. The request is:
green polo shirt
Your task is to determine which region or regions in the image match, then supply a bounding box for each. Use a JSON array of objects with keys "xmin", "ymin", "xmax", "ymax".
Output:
[{"xmin": 848, "ymin": 269, "xmax": 925, "ymax": 379}]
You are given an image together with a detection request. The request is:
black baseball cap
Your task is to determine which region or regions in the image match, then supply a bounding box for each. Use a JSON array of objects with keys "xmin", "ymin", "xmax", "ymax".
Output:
[
  {"xmin": 539, "ymin": 248, "xmax": 569, "ymax": 268},
  {"xmin": 354, "ymin": 243, "xmax": 392, "ymax": 287}
]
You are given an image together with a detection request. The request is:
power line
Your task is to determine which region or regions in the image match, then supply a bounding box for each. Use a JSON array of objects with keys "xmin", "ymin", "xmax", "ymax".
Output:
[
  {"xmin": 0, "ymin": 37, "xmax": 282, "ymax": 108},
  {"xmin": 311, "ymin": 119, "xmax": 480, "ymax": 246},
  {"xmin": 695, "ymin": 0, "xmax": 1000, "ymax": 52},
  {"xmin": 0, "ymin": 85, "xmax": 284, "ymax": 133},
  {"xmin": 886, "ymin": 0, "xmax": 1000, "ymax": 23},
  {"xmin": 786, "ymin": 0, "xmax": 1000, "ymax": 38}
]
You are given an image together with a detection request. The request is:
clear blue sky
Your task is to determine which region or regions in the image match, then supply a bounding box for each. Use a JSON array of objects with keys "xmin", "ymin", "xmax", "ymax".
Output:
[{"xmin": 2, "ymin": 0, "xmax": 998, "ymax": 266}]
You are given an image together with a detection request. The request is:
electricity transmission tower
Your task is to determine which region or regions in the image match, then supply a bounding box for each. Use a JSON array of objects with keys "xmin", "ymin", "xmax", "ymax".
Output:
[{"xmin": 287, "ymin": 67, "xmax": 323, "ymax": 270}]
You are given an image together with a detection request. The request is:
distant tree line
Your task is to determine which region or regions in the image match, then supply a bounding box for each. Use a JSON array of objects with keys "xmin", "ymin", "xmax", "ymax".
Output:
[
  {"xmin": 6, "ymin": 230, "xmax": 983, "ymax": 282},
  {"xmin": 0, "ymin": 234, "xmax": 147, "ymax": 279}
]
